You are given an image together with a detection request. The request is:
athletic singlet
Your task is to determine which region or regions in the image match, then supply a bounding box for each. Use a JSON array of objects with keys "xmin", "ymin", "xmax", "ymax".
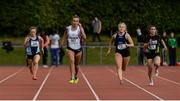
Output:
[
  {"xmin": 66, "ymin": 25, "xmax": 81, "ymax": 50},
  {"xmin": 26, "ymin": 36, "xmax": 40, "ymax": 55},
  {"xmin": 114, "ymin": 32, "xmax": 129, "ymax": 51},
  {"xmin": 145, "ymin": 35, "xmax": 160, "ymax": 53}
]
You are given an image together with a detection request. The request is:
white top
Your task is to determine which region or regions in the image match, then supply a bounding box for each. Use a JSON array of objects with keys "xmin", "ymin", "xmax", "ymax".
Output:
[
  {"xmin": 49, "ymin": 34, "xmax": 60, "ymax": 48},
  {"xmin": 67, "ymin": 25, "xmax": 81, "ymax": 50}
]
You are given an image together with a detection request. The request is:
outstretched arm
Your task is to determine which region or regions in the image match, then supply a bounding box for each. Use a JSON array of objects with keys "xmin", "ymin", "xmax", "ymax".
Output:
[
  {"xmin": 126, "ymin": 33, "xmax": 134, "ymax": 47},
  {"xmin": 24, "ymin": 37, "xmax": 29, "ymax": 48},
  {"xmin": 79, "ymin": 23, "xmax": 86, "ymax": 40},
  {"xmin": 106, "ymin": 34, "xmax": 115, "ymax": 55},
  {"xmin": 38, "ymin": 36, "xmax": 44, "ymax": 49},
  {"xmin": 60, "ymin": 30, "xmax": 68, "ymax": 47}
]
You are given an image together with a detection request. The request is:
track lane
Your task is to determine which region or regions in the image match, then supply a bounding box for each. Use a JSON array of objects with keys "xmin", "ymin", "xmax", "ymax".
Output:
[
  {"xmin": 0, "ymin": 66, "xmax": 24, "ymax": 81},
  {"xmin": 37, "ymin": 66, "xmax": 95, "ymax": 100},
  {"xmin": 81, "ymin": 66, "xmax": 157, "ymax": 100},
  {"xmin": 0, "ymin": 67, "xmax": 49, "ymax": 100},
  {"xmin": 122, "ymin": 66, "xmax": 180, "ymax": 100}
]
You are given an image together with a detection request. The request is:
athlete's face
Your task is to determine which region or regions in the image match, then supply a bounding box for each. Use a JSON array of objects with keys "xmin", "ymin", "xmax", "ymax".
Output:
[
  {"xmin": 118, "ymin": 24, "xmax": 126, "ymax": 33},
  {"xmin": 72, "ymin": 18, "xmax": 79, "ymax": 27},
  {"xmin": 30, "ymin": 29, "xmax": 36, "ymax": 37},
  {"xmin": 149, "ymin": 27, "xmax": 156, "ymax": 35}
]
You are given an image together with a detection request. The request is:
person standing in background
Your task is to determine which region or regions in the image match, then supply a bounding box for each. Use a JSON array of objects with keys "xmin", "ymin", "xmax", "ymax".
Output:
[
  {"xmin": 59, "ymin": 46, "xmax": 65, "ymax": 65},
  {"xmin": 39, "ymin": 31, "xmax": 50, "ymax": 68},
  {"xmin": 92, "ymin": 17, "xmax": 102, "ymax": 42},
  {"xmin": 161, "ymin": 31, "xmax": 168, "ymax": 66},
  {"xmin": 136, "ymin": 28, "xmax": 145, "ymax": 65},
  {"xmin": 49, "ymin": 30, "xmax": 60, "ymax": 66},
  {"xmin": 168, "ymin": 32, "xmax": 177, "ymax": 66}
]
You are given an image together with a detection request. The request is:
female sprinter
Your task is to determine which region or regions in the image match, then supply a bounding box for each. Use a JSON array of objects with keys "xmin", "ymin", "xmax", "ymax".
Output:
[
  {"xmin": 24, "ymin": 26, "xmax": 44, "ymax": 80},
  {"xmin": 107, "ymin": 22, "xmax": 134, "ymax": 84},
  {"xmin": 144, "ymin": 25, "xmax": 167, "ymax": 86},
  {"xmin": 61, "ymin": 15, "xmax": 86, "ymax": 84}
]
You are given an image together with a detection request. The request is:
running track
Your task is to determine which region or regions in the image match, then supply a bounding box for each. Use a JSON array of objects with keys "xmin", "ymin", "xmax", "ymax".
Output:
[{"xmin": 0, "ymin": 65, "xmax": 180, "ymax": 100}]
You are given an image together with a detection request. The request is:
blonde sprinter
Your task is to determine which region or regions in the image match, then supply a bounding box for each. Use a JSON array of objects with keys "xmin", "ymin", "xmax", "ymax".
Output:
[
  {"xmin": 144, "ymin": 25, "xmax": 167, "ymax": 86},
  {"xmin": 61, "ymin": 15, "xmax": 86, "ymax": 84},
  {"xmin": 24, "ymin": 27, "xmax": 44, "ymax": 80},
  {"xmin": 107, "ymin": 22, "xmax": 134, "ymax": 84}
]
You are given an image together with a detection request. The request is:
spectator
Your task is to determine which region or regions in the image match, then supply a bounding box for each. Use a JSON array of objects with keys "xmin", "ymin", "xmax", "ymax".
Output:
[
  {"xmin": 168, "ymin": 32, "xmax": 177, "ymax": 66},
  {"xmin": 92, "ymin": 17, "xmax": 102, "ymax": 42},
  {"xmin": 49, "ymin": 30, "xmax": 60, "ymax": 66},
  {"xmin": 161, "ymin": 31, "xmax": 168, "ymax": 66},
  {"xmin": 39, "ymin": 31, "xmax": 50, "ymax": 68},
  {"xmin": 59, "ymin": 47, "xmax": 65, "ymax": 64},
  {"xmin": 136, "ymin": 28, "xmax": 144, "ymax": 65}
]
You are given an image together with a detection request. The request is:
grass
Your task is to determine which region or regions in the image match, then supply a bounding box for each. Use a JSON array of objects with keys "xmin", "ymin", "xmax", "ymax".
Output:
[{"xmin": 0, "ymin": 48, "xmax": 26, "ymax": 65}]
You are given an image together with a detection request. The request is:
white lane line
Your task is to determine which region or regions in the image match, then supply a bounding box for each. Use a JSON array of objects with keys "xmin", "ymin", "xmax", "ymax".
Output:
[
  {"xmin": 80, "ymin": 68, "xmax": 100, "ymax": 101},
  {"xmin": 106, "ymin": 67, "xmax": 164, "ymax": 101},
  {"xmin": 0, "ymin": 67, "xmax": 24, "ymax": 84},
  {"xmin": 32, "ymin": 67, "xmax": 53, "ymax": 101},
  {"xmin": 136, "ymin": 68, "xmax": 180, "ymax": 86},
  {"xmin": 157, "ymin": 76, "xmax": 180, "ymax": 86}
]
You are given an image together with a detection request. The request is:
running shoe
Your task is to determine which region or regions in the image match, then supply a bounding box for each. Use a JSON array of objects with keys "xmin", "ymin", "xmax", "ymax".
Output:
[
  {"xmin": 149, "ymin": 80, "xmax": 154, "ymax": 86},
  {"xmin": 74, "ymin": 78, "xmax": 79, "ymax": 84},
  {"xmin": 120, "ymin": 80, "xmax": 123, "ymax": 84},
  {"xmin": 32, "ymin": 76, "xmax": 37, "ymax": 80},
  {"xmin": 69, "ymin": 79, "xmax": 74, "ymax": 84}
]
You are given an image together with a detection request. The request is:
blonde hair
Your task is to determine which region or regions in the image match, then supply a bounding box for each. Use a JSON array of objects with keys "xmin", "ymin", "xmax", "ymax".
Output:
[
  {"xmin": 29, "ymin": 26, "xmax": 37, "ymax": 31},
  {"xmin": 118, "ymin": 22, "xmax": 127, "ymax": 31}
]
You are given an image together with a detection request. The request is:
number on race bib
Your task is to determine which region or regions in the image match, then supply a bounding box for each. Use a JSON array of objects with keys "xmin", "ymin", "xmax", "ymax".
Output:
[
  {"xmin": 149, "ymin": 45, "xmax": 156, "ymax": 50},
  {"xmin": 31, "ymin": 41, "xmax": 38, "ymax": 47},
  {"xmin": 117, "ymin": 44, "xmax": 126, "ymax": 50}
]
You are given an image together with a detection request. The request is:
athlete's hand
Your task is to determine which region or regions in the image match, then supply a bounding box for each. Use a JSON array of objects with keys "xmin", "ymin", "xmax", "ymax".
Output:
[
  {"xmin": 41, "ymin": 48, "xmax": 44, "ymax": 55},
  {"xmin": 79, "ymin": 23, "xmax": 82, "ymax": 27},
  {"xmin": 106, "ymin": 50, "xmax": 111, "ymax": 56},
  {"xmin": 164, "ymin": 47, "xmax": 168, "ymax": 51}
]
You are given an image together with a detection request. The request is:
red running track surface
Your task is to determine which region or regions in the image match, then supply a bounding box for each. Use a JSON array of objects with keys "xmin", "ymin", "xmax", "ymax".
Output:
[{"xmin": 0, "ymin": 65, "xmax": 179, "ymax": 100}]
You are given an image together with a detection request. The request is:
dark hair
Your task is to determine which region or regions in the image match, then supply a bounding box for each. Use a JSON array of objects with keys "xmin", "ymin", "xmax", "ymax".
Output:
[
  {"xmin": 148, "ymin": 25, "xmax": 158, "ymax": 35},
  {"xmin": 148, "ymin": 25, "xmax": 156, "ymax": 31}
]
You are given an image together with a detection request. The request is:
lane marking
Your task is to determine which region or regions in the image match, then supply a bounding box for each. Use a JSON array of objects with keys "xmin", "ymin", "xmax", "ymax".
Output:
[
  {"xmin": 106, "ymin": 67, "xmax": 164, "ymax": 101},
  {"xmin": 136, "ymin": 67, "xmax": 180, "ymax": 86},
  {"xmin": 80, "ymin": 68, "xmax": 100, "ymax": 101},
  {"xmin": 32, "ymin": 67, "xmax": 53, "ymax": 101},
  {"xmin": 0, "ymin": 67, "xmax": 24, "ymax": 84}
]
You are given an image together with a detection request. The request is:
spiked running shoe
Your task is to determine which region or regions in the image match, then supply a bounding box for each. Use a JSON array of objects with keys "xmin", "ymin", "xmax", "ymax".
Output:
[
  {"xmin": 74, "ymin": 78, "xmax": 79, "ymax": 84},
  {"xmin": 69, "ymin": 79, "xmax": 74, "ymax": 84}
]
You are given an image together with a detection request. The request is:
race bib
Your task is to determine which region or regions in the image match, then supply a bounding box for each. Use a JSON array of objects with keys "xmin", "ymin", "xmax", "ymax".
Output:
[
  {"xmin": 68, "ymin": 37, "xmax": 80, "ymax": 49},
  {"xmin": 117, "ymin": 44, "xmax": 126, "ymax": 50},
  {"xmin": 70, "ymin": 38, "xmax": 77, "ymax": 43},
  {"xmin": 149, "ymin": 45, "xmax": 156, "ymax": 50},
  {"xmin": 31, "ymin": 41, "xmax": 39, "ymax": 47}
]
